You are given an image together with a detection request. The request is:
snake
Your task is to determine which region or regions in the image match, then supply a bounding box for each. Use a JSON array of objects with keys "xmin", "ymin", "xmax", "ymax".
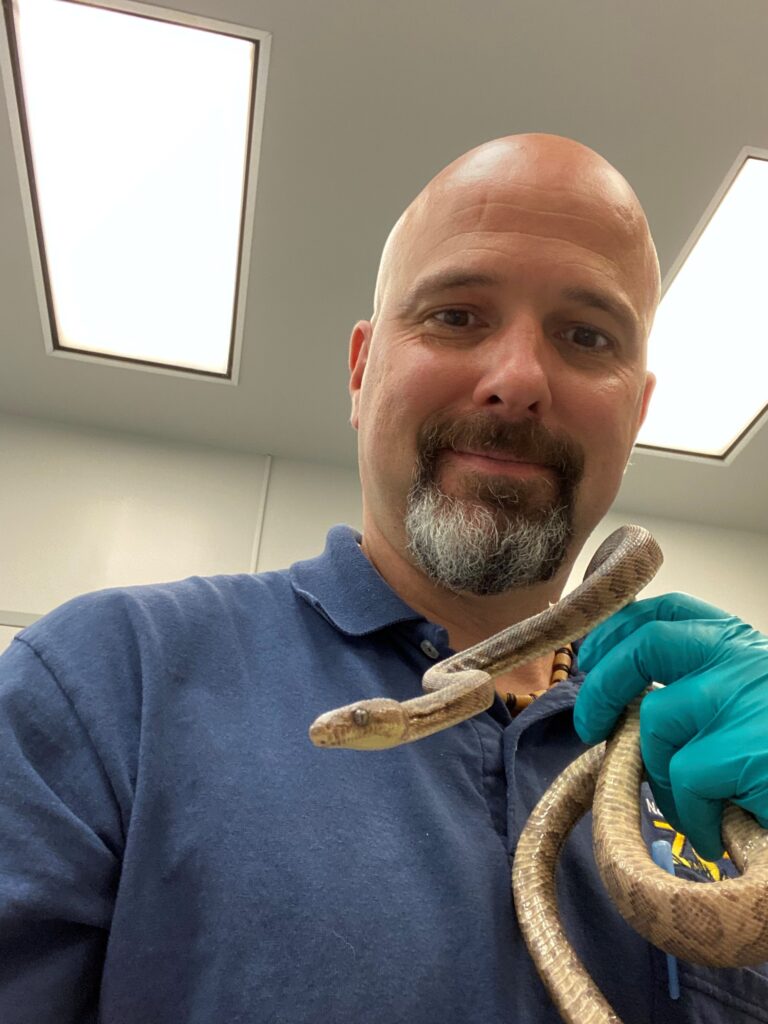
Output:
[{"xmin": 308, "ymin": 524, "xmax": 768, "ymax": 1023}]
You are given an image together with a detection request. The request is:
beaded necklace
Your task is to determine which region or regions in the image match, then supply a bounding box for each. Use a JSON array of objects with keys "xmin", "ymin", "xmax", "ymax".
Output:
[{"xmin": 504, "ymin": 644, "xmax": 574, "ymax": 717}]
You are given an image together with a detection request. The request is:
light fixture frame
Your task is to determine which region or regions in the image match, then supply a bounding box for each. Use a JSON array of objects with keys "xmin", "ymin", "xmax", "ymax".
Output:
[
  {"xmin": 635, "ymin": 145, "xmax": 768, "ymax": 465},
  {"xmin": 0, "ymin": 0, "xmax": 271, "ymax": 385}
]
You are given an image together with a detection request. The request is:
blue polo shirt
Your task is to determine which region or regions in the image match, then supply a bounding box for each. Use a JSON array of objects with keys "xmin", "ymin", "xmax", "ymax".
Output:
[{"xmin": 0, "ymin": 525, "xmax": 766, "ymax": 1023}]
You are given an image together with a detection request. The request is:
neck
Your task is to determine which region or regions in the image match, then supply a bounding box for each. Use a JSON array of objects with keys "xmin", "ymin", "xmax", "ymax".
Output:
[{"xmin": 359, "ymin": 518, "xmax": 576, "ymax": 698}]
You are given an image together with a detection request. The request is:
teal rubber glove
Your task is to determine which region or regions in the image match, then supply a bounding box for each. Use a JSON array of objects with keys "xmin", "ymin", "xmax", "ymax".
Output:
[{"xmin": 573, "ymin": 592, "xmax": 768, "ymax": 861}]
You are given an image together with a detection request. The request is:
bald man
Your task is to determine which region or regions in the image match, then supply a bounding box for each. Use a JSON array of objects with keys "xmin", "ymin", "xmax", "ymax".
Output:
[
  {"xmin": 350, "ymin": 134, "xmax": 658, "ymax": 685},
  {"xmin": 1, "ymin": 135, "xmax": 767, "ymax": 1024}
]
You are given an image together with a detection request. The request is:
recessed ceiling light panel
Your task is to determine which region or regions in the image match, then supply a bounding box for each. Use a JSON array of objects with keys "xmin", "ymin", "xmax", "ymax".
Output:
[
  {"xmin": 637, "ymin": 149, "xmax": 768, "ymax": 460},
  {"xmin": 1, "ymin": 0, "xmax": 271, "ymax": 381}
]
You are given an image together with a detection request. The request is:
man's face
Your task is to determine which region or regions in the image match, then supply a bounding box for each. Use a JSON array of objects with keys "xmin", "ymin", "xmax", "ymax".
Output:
[{"xmin": 350, "ymin": 167, "xmax": 656, "ymax": 584}]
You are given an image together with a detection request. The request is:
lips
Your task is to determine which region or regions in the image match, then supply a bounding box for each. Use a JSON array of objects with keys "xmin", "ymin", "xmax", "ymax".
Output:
[
  {"xmin": 454, "ymin": 447, "xmax": 548, "ymax": 466},
  {"xmin": 446, "ymin": 448, "xmax": 556, "ymax": 479}
]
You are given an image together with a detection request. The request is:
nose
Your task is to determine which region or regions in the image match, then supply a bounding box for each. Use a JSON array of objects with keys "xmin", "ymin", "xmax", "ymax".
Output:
[{"xmin": 470, "ymin": 315, "xmax": 553, "ymax": 417}]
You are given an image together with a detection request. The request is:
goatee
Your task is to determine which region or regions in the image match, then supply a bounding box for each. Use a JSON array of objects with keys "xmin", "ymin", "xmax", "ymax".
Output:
[{"xmin": 404, "ymin": 415, "xmax": 584, "ymax": 596}]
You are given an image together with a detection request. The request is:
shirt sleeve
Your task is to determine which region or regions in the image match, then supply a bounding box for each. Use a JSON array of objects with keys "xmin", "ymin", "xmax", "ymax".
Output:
[{"xmin": 0, "ymin": 636, "xmax": 122, "ymax": 1024}]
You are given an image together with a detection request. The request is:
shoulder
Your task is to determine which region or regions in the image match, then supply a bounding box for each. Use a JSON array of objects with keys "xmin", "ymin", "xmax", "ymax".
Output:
[
  {"xmin": 11, "ymin": 569, "xmax": 299, "ymax": 697},
  {"xmin": 21, "ymin": 570, "xmax": 286, "ymax": 643}
]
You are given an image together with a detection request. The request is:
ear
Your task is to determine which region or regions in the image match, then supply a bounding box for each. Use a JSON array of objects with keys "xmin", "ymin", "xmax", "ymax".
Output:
[
  {"xmin": 349, "ymin": 320, "xmax": 373, "ymax": 430},
  {"xmin": 636, "ymin": 371, "xmax": 656, "ymax": 431}
]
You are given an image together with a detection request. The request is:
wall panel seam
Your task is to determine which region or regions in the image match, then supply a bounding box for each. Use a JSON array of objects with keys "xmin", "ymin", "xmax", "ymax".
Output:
[{"xmin": 249, "ymin": 453, "xmax": 273, "ymax": 573}]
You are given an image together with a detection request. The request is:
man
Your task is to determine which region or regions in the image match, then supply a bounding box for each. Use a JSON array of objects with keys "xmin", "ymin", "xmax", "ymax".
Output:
[{"xmin": 1, "ymin": 134, "xmax": 766, "ymax": 1024}]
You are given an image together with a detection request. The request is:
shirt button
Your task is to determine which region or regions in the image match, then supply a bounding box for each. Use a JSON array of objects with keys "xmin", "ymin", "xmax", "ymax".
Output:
[{"xmin": 420, "ymin": 639, "xmax": 440, "ymax": 659}]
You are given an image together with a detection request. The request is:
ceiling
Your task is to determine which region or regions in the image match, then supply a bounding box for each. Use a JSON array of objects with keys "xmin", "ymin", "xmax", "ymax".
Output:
[{"xmin": 1, "ymin": 0, "xmax": 767, "ymax": 533}]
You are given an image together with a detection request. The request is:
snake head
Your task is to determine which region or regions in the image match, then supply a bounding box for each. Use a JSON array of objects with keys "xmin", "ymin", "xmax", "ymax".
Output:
[{"xmin": 308, "ymin": 698, "xmax": 408, "ymax": 750}]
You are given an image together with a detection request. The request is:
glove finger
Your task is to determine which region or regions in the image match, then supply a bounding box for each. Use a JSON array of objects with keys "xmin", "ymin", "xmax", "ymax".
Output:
[
  {"xmin": 579, "ymin": 592, "xmax": 732, "ymax": 673},
  {"xmin": 672, "ymin": 790, "xmax": 725, "ymax": 861},
  {"xmin": 668, "ymin": 746, "xmax": 727, "ymax": 860},
  {"xmin": 636, "ymin": 684, "xmax": 699, "ymax": 833},
  {"xmin": 638, "ymin": 679, "xmax": 736, "ymax": 842},
  {"xmin": 637, "ymin": 676, "xmax": 722, "ymax": 787},
  {"xmin": 574, "ymin": 621, "xmax": 715, "ymax": 743},
  {"xmin": 682, "ymin": 719, "xmax": 768, "ymax": 831},
  {"xmin": 669, "ymin": 770, "xmax": 768, "ymax": 852}
]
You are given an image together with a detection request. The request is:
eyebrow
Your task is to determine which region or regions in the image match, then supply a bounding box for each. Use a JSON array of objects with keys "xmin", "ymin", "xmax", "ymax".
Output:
[
  {"xmin": 559, "ymin": 286, "xmax": 638, "ymax": 337},
  {"xmin": 397, "ymin": 272, "xmax": 502, "ymax": 314},
  {"xmin": 397, "ymin": 272, "xmax": 638, "ymax": 337}
]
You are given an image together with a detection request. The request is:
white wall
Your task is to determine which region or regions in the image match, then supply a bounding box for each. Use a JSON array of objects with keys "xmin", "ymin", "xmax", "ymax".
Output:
[
  {"xmin": 0, "ymin": 412, "xmax": 766, "ymax": 656},
  {"xmin": 257, "ymin": 456, "xmax": 362, "ymax": 572},
  {"xmin": 0, "ymin": 411, "xmax": 271, "ymax": 612}
]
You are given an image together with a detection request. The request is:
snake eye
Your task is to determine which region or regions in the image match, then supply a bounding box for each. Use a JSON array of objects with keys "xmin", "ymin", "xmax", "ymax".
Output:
[{"xmin": 352, "ymin": 707, "xmax": 370, "ymax": 727}]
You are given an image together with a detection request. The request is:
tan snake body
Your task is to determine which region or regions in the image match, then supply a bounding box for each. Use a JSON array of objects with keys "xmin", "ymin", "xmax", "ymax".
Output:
[{"xmin": 308, "ymin": 525, "xmax": 768, "ymax": 1023}]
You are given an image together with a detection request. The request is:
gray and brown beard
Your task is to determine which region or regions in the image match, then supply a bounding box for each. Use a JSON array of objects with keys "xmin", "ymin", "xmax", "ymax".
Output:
[{"xmin": 404, "ymin": 415, "xmax": 585, "ymax": 596}]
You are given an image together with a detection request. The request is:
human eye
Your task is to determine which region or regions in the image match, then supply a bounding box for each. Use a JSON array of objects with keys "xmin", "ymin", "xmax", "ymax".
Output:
[
  {"xmin": 560, "ymin": 325, "xmax": 614, "ymax": 352},
  {"xmin": 428, "ymin": 308, "xmax": 482, "ymax": 329}
]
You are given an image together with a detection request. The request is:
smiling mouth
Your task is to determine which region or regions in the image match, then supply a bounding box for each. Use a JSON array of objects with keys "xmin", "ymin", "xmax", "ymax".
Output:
[{"xmin": 448, "ymin": 448, "xmax": 555, "ymax": 477}]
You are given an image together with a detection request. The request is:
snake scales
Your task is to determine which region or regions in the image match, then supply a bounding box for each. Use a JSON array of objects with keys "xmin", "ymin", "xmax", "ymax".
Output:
[{"xmin": 308, "ymin": 525, "xmax": 768, "ymax": 1023}]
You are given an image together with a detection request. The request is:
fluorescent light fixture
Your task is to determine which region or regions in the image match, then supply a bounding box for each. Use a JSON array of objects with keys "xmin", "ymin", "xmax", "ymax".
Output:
[
  {"xmin": 637, "ymin": 150, "xmax": 768, "ymax": 460},
  {"xmin": 1, "ymin": 0, "xmax": 270, "ymax": 381}
]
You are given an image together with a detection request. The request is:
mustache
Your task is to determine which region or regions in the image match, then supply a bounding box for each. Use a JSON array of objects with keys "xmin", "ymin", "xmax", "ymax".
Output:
[{"xmin": 415, "ymin": 414, "xmax": 585, "ymax": 486}]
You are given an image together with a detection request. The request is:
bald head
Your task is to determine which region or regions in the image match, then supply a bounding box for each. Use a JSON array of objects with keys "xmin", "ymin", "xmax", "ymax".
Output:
[{"xmin": 372, "ymin": 134, "xmax": 661, "ymax": 337}]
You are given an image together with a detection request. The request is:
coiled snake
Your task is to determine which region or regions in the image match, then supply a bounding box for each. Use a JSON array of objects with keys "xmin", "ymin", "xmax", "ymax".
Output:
[{"xmin": 308, "ymin": 525, "xmax": 768, "ymax": 1023}]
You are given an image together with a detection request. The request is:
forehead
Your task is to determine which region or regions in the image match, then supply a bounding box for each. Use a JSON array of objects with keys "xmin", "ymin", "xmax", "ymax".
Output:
[{"xmin": 394, "ymin": 179, "xmax": 649, "ymax": 314}]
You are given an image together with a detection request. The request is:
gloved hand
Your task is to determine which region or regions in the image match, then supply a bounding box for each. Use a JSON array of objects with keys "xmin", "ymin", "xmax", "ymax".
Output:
[{"xmin": 573, "ymin": 592, "xmax": 768, "ymax": 861}]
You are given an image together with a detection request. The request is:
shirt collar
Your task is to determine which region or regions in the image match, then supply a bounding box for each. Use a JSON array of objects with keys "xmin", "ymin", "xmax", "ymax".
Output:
[
  {"xmin": 288, "ymin": 524, "xmax": 424, "ymax": 636},
  {"xmin": 288, "ymin": 525, "xmax": 591, "ymax": 667}
]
